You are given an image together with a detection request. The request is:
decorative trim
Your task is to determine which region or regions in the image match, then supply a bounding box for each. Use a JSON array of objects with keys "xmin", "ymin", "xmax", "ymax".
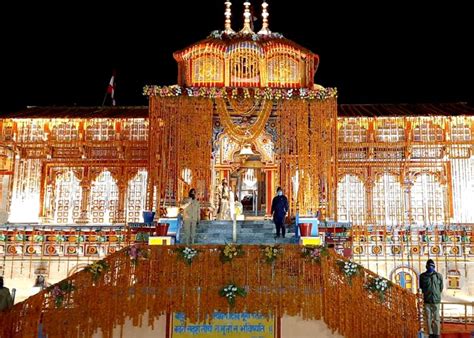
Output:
[{"xmin": 144, "ymin": 85, "xmax": 337, "ymax": 101}]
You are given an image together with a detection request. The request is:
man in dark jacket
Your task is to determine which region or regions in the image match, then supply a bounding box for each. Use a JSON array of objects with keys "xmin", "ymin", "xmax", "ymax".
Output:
[
  {"xmin": 271, "ymin": 187, "xmax": 289, "ymax": 238},
  {"xmin": 0, "ymin": 276, "xmax": 13, "ymax": 311},
  {"xmin": 419, "ymin": 259, "xmax": 443, "ymax": 338}
]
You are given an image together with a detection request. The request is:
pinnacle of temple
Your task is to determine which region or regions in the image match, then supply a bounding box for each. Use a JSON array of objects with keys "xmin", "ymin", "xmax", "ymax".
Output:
[{"xmin": 173, "ymin": 1, "xmax": 320, "ymax": 89}]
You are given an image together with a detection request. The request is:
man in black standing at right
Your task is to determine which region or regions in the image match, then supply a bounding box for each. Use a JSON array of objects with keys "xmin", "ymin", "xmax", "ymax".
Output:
[{"xmin": 271, "ymin": 187, "xmax": 289, "ymax": 238}]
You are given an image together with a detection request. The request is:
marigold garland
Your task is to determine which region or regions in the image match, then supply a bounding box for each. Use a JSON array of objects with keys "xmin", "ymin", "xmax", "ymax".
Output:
[
  {"xmin": 0, "ymin": 246, "xmax": 420, "ymax": 338},
  {"xmin": 144, "ymin": 85, "xmax": 338, "ymax": 100}
]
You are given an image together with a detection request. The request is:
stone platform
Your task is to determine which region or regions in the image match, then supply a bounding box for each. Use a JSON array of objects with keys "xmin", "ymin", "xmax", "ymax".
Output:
[{"xmin": 195, "ymin": 220, "xmax": 296, "ymax": 244}]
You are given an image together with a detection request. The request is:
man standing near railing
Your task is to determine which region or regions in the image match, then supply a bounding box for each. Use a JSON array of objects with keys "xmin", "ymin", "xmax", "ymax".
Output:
[{"xmin": 419, "ymin": 259, "xmax": 443, "ymax": 338}]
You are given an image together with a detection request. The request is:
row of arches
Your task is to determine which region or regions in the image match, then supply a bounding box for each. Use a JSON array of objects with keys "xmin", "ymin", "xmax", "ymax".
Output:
[
  {"xmin": 51, "ymin": 170, "xmax": 147, "ymax": 224},
  {"xmin": 337, "ymin": 173, "xmax": 447, "ymax": 226}
]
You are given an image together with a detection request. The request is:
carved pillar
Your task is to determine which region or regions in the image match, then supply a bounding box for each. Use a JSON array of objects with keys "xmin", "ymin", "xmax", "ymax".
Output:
[
  {"xmin": 403, "ymin": 175, "xmax": 414, "ymax": 228},
  {"xmin": 113, "ymin": 180, "xmax": 127, "ymax": 224},
  {"xmin": 365, "ymin": 173, "xmax": 375, "ymax": 227},
  {"xmin": 265, "ymin": 169, "xmax": 275, "ymax": 216},
  {"xmin": 76, "ymin": 179, "xmax": 91, "ymax": 224}
]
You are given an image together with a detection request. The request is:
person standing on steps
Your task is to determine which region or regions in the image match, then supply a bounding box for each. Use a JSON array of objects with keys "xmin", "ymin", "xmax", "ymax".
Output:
[
  {"xmin": 180, "ymin": 188, "xmax": 200, "ymax": 244},
  {"xmin": 271, "ymin": 187, "xmax": 289, "ymax": 239},
  {"xmin": 419, "ymin": 259, "xmax": 443, "ymax": 338}
]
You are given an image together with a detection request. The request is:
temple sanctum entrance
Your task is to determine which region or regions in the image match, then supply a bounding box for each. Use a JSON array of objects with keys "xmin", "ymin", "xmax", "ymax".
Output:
[{"xmin": 213, "ymin": 135, "xmax": 278, "ymax": 218}]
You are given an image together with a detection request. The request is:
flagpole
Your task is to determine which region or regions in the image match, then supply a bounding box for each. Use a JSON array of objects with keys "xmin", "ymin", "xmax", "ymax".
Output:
[{"xmin": 101, "ymin": 92, "xmax": 108, "ymax": 106}]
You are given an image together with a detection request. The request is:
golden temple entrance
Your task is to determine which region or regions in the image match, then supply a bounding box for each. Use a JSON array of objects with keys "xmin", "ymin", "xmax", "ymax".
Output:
[{"xmin": 212, "ymin": 136, "xmax": 278, "ymax": 218}]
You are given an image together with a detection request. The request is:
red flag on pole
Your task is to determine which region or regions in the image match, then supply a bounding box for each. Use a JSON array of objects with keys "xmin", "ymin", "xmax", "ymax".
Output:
[{"xmin": 106, "ymin": 71, "xmax": 116, "ymax": 106}]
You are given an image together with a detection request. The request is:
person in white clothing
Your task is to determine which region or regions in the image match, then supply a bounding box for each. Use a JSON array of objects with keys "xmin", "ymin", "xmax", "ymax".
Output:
[
  {"xmin": 180, "ymin": 188, "xmax": 200, "ymax": 244},
  {"xmin": 217, "ymin": 179, "xmax": 233, "ymax": 220}
]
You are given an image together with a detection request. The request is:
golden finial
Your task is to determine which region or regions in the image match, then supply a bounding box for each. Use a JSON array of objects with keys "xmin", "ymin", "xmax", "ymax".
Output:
[
  {"xmin": 240, "ymin": 1, "xmax": 254, "ymax": 34},
  {"xmin": 258, "ymin": 1, "xmax": 271, "ymax": 35},
  {"xmin": 224, "ymin": 1, "xmax": 235, "ymax": 34}
]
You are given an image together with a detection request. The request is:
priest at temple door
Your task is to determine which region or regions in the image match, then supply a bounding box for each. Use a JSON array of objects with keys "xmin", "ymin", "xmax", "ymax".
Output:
[
  {"xmin": 180, "ymin": 188, "xmax": 200, "ymax": 244},
  {"xmin": 271, "ymin": 187, "xmax": 289, "ymax": 238},
  {"xmin": 217, "ymin": 179, "xmax": 233, "ymax": 220}
]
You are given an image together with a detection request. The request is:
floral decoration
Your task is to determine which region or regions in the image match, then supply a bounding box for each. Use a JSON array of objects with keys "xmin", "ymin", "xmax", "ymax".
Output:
[
  {"xmin": 85, "ymin": 260, "xmax": 109, "ymax": 281},
  {"xmin": 365, "ymin": 276, "xmax": 392, "ymax": 302},
  {"xmin": 127, "ymin": 245, "xmax": 150, "ymax": 265},
  {"xmin": 219, "ymin": 283, "xmax": 247, "ymax": 307},
  {"xmin": 143, "ymin": 85, "xmax": 337, "ymax": 101},
  {"xmin": 50, "ymin": 280, "xmax": 74, "ymax": 308},
  {"xmin": 175, "ymin": 246, "xmax": 199, "ymax": 265},
  {"xmin": 336, "ymin": 260, "xmax": 361, "ymax": 284},
  {"xmin": 261, "ymin": 245, "xmax": 282, "ymax": 264},
  {"xmin": 220, "ymin": 244, "xmax": 244, "ymax": 263},
  {"xmin": 301, "ymin": 245, "xmax": 327, "ymax": 263}
]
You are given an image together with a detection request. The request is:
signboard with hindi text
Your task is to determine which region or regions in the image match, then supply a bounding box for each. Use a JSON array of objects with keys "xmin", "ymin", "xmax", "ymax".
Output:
[{"xmin": 171, "ymin": 312, "xmax": 276, "ymax": 338}]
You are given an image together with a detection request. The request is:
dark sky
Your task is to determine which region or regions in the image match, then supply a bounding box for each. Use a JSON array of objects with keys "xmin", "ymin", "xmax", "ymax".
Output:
[{"xmin": 0, "ymin": 1, "xmax": 472, "ymax": 113}]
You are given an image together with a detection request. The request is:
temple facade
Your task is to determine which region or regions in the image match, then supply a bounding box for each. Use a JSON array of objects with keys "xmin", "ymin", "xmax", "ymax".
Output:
[{"xmin": 0, "ymin": 0, "xmax": 474, "ymax": 305}]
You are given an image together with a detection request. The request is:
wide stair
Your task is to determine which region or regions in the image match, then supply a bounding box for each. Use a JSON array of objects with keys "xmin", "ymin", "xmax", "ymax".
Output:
[{"xmin": 195, "ymin": 220, "xmax": 295, "ymax": 244}]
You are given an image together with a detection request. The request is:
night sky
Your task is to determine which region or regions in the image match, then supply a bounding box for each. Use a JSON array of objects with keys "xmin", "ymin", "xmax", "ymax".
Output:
[{"xmin": 0, "ymin": 1, "xmax": 472, "ymax": 113}]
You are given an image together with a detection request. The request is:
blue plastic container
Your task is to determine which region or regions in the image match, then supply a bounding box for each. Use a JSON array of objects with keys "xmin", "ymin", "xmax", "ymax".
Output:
[{"xmin": 142, "ymin": 211, "xmax": 155, "ymax": 224}]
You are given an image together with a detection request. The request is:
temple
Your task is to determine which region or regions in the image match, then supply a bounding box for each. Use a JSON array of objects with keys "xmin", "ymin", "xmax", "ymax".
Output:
[{"xmin": 0, "ymin": 1, "xmax": 473, "ymax": 337}]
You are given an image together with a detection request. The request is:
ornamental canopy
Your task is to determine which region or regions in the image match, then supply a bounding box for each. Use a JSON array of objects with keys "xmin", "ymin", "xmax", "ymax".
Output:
[{"xmin": 173, "ymin": 1, "xmax": 319, "ymax": 89}]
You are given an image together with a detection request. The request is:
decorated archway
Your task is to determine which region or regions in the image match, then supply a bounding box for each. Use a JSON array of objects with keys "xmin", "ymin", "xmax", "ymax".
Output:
[{"xmin": 146, "ymin": 2, "xmax": 338, "ymax": 219}]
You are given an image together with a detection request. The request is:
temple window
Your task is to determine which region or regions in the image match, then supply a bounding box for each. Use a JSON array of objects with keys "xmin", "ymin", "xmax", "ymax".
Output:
[
  {"xmin": 122, "ymin": 119, "xmax": 148, "ymax": 141},
  {"xmin": 17, "ymin": 120, "xmax": 45, "ymax": 142},
  {"xmin": 410, "ymin": 173, "xmax": 445, "ymax": 226},
  {"xmin": 375, "ymin": 120, "xmax": 405, "ymax": 142},
  {"xmin": 126, "ymin": 170, "xmax": 148, "ymax": 223},
  {"xmin": 373, "ymin": 174, "xmax": 403, "ymax": 227},
  {"xmin": 447, "ymin": 270, "xmax": 461, "ymax": 289},
  {"xmin": 451, "ymin": 124, "xmax": 471, "ymax": 141},
  {"xmin": 51, "ymin": 121, "xmax": 79, "ymax": 141},
  {"xmin": 90, "ymin": 171, "xmax": 119, "ymax": 224},
  {"xmin": 85, "ymin": 120, "xmax": 115, "ymax": 141},
  {"xmin": 53, "ymin": 171, "xmax": 82, "ymax": 224},
  {"xmin": 413, "ymin": 123, "xmax": 443, "ymax": 142},
  {"xmin": 337, "ymin": 174, "xmax": 366, "ymax": 225},
  {"xmin": 338, "ymin": 121, "xmax": 367, "ymax": 143}
]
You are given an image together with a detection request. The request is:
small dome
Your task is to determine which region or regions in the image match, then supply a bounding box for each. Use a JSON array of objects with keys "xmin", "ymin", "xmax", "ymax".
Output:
[{"xmin": 173, "ymin": 32, "xmax": 319, "ymax": 89}]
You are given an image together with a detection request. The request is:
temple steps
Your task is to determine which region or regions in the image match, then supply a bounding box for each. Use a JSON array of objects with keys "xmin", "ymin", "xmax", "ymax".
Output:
[{"xmin": 194, "ymin": 220, "xmax": 295, "ymax": 244}]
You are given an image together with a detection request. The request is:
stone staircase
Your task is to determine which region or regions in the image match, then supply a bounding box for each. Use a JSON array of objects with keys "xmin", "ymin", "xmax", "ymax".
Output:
[{"xmin": 195, "ymin": 220, "xmax": 296, "ymax": 244}]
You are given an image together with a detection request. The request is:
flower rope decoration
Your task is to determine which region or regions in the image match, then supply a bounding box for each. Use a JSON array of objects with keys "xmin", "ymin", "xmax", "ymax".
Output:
[
  {"xmin": 219, "ymin": 283, "xmax": 247, "ymax": 307},
  {"xmin": 220, "ymin": 244, "xmax": 245, "ymax": 263},
  {"xmin": 143, "ymin": 85, "xmax": 338, "ymax": 101},
  {"xmin": 336, "ymin": 260, "xmax": 361, "ymax": 285},
  {"xmin": 261, "ymin": 245, "xmax": 282, "ymax": 265},
  {"xmin": 85, "ymin": 260, "xmax": 109, "ymax": 282},
  {"xmin": 127, "ymin": 245, "xmax": 150, "ymax": 265},
  {"xmin": 50, "ymin": 280, "xmax": 74, "ymax": 308},
  {"xmin": 175, "ymin": 246, "xmax": 199, "ymax": 265},
  {"xmin": 301, "ymin": 245, "xmax": 328, "ymax": 263},
  {"xmin": 365, "ymin": 276, "xmax": 392, "ymax": 302}
]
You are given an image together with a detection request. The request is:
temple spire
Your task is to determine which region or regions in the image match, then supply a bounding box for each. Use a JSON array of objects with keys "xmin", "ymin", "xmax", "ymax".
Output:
[
  {"xmin": 224, "ymin": 1, "xmax": 235, "ymax": 34},
  {"xmin": 258, "ymin": 1, "xmax": 271, "ymax": 35},
  {"xmin": 240, "ymin": 1, "xmax": 254, "ymax": 34}
]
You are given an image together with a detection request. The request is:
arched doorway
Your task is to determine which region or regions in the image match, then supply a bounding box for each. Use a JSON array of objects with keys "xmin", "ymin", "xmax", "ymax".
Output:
[
  {"xmin": 213, "ymin": 133, "xmax": 277, "ymax": 219},
  {"xmin": 391, "ymin": 267, "xmax": 417, "ymax": 293}
]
